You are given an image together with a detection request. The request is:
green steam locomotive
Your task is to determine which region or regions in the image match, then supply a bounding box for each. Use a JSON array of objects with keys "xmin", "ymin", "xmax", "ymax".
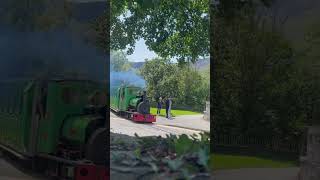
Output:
[
  {"xmin": 0, "ymin": 78, "xmax": 107, "ymax": 180},
  {"xmin": 110, "ymin": 85, "xmax": 156, "ymax": 122}
]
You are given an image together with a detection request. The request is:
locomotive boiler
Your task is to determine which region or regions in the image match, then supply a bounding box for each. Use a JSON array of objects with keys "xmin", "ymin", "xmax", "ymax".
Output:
[
  {"xmin": 110, "ymin": 85, "xmax": 156, "ymax": 122},
  {"xmin": 0, "ymin": 78, "xmax": 107, "ymax": 180}
]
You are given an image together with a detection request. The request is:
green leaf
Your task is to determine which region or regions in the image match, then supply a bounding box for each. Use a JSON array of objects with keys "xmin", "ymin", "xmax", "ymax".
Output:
[
  {"xmin": 166, "ymin": 158, "xmax": 183, "ymax": 172},
  {"xmin": 134, "ymin": 148, "xmax": 141, "ymax": 159},
  {"xmin": 174, "ymin": 134, "xmax": 193, "ymax": 156},
  {"xmin": 197, "ymin": 148, "xmax": 209, "ymax": 170}
]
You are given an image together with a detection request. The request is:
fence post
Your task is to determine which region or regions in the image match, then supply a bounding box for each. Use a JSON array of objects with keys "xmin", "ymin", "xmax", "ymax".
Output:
[
  {"xmin": 203, "ymin": 101, "xmax": 210, "ymax": 121},
  {"xmin": 299, "ymin": 125, "xmax": 320, "ymax": 180}
]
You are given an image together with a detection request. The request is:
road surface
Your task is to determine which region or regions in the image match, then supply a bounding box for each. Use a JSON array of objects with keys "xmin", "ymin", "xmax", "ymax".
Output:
[
  {"xmin": 156, "ymin": 114, "xmax": 210, "ymax": 132},
  {"xmin": 0, "ymin": 152, "xmax": 40, "ymax": 180},
  {"xmin": 110, "ymin": 111, "xmax": 208, "ymax": 137},
  {"xmin": 213, "ymin": 167, "xmax": 300, "ymax": 180}
]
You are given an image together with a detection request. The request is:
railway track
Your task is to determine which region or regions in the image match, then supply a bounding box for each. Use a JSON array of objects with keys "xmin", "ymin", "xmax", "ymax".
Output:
[{"xmin": 110, "ymin": 112, "xmax": 203, "ymax": 137}]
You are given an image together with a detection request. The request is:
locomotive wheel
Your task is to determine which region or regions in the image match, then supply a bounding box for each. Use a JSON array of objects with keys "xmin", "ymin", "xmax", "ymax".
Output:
[{"xmin": 85, "ymin": 128, "xmax": 107, "ymax": 166}]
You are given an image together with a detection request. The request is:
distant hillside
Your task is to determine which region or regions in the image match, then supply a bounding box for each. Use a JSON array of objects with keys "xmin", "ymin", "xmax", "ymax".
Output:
[
  {"xmin": 130, "ymin": 58, "xmax": 210, "ymax": 71},
  {"xmin": 130, "ymin": 62, "xmax": 145, "ymax": 69},
  {"xmin": 194, "ymin": 58, "xmax": 210, "ymax": 71}
]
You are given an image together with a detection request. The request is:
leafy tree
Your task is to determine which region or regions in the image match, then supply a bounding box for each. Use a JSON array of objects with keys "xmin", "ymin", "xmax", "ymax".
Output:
[
  {"xmin": 140, "ymin": 58, "xmax": 209, "ymax": 111},
  {"xmin": 181, "ymin": 67, "xmax": 209, "ymax": 109},
  {"xmin": 110, "ymin": 50, "xmax": 132, "ymax": 72},
  {"xmin": 297, "ymin": 23, "xmax": 320, "ymax": 125},
  {"xmin": 1, "ymin": 0, "xmax": 108, "ymax": 52},
  {"xmin": 211, "ymin": 0, "xmax": 320, "ymax": 148},
  {"xmin": 211, "ymin": 0, "xmax": 306, "ymax": 139},
  {"xmin": 140, "ymin": 58, "xmax": 182, "ymax": 100},
  {"xmin": 111, "ymin": 0, "xmax": 209, "ymax": 63},
  {"xmin": 2, "ymin": 0, "xmax": 72, "ymax": 31},
  {"xmin": 91, "ymin": 9, "xmax": 109, "ymax": 53}
]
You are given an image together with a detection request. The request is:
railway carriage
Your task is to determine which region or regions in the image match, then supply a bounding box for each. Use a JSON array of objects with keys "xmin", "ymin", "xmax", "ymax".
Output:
[
  {"xmin": 110, "ymin": 85, "xmax": 156, "ymax": 122},
  {"xmin": 0, "ymin": 78, "xmax": 108, "ymax": 180}
]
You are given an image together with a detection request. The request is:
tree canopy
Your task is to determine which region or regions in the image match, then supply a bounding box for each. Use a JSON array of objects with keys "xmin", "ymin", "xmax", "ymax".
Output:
[
  {"xmin": 140, "ymin": 58, "xmax": 209, "ymax": 111},
  {"xmin": 1, "ymin": 0, "xmax": 72, "ymax": 31},
  {"xmin": 110, "ymin": 50, "xmax": 132, "ymax": 72},
  {"xmin": 211, "ymin": 0, "xmax": 320, "ymax": 142},
  {"xmin": 111, "ymin": 0, "xmax": 209, "ymax": 63}
]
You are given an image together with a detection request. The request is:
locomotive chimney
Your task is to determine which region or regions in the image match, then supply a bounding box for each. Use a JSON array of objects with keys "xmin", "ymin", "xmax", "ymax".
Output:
[{"xmin": 143, "ymin": 90, "xmax": 147, "ymax": 102}]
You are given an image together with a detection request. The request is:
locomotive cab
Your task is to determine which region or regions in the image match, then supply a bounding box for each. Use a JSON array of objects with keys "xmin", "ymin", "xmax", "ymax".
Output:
[
  {"xmin": 0, "ymin": 79, "xmax": 108, "ymax": 180},
  {"xmin": 110, "ymin": 85, "xmax": 156, "ymax": 123}
]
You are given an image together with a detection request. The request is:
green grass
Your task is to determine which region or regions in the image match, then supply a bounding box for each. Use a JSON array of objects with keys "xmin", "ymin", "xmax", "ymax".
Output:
[
  {"xmin": 150, "ymin": 107, "xmax": 200, "ymax": 117},
  {"xmin": 210, "ymin": 153, "xmax": 297, "ymax": 170}
]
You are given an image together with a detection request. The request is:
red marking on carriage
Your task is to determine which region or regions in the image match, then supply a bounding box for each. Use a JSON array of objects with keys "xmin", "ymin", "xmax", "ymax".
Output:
[
  {"xmin": 75, "ymin": 165, "xmax": 108, "ymax": 180},
  {"xmin": 132, "ymin": 113, "xmax": 156, "ymax": 123}
]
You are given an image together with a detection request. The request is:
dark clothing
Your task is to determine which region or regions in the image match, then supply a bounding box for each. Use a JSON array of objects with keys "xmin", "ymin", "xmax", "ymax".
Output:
[
  {"xmin": 157, "ymin": 101, "xmax": 162, "ymax": 108},
  {"xmin": 165, "ymin": 99, "xmax": 170, "ymax": 108},
  {"xmin": 157, "ymin": 100, "xmax": 162, "ymax": 115},
  {"xmin": 165, "ymin": 99, "xmax": 170, "ymax": 118}
]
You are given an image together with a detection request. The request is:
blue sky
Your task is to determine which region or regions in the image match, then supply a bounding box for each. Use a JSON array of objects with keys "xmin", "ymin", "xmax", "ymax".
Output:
[
  {"xmin": 127, "ymin": 39, "xmax": 157, "ymax": 62},
  {"xmin": 118, "ymin": 11, "xmax": 157, "ymax": 62}
]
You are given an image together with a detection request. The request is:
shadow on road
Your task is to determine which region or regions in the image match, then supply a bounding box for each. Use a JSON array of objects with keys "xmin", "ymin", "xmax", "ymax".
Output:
[{"xmin": 0, "ymin": 151, "xmax": 50, "ymax": 180}]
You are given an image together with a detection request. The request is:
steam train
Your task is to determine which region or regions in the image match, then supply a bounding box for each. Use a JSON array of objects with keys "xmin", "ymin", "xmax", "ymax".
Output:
[
  {"xmin": 110, "ymin": 85, "xmax": 156, "ymax": 122},
  {"xmin": 0, "ymin": 78, "xmax": 107, "ymax": 180}
]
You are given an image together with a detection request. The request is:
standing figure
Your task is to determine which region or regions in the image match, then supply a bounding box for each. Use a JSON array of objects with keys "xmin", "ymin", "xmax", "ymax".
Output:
[
  {"xmin": 165, "ymin": 97, "xmax": 169, "ymax": 119},
  {"xmin": 168, "ymin": 97, "xmax": 172, "ymax": 119},
  {"xmin": 157, "ymin": 97, "xmax": 162, "ymax": 115}
]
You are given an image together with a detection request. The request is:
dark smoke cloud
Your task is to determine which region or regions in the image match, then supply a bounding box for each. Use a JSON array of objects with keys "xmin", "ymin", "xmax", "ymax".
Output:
[
  {"xmin": 0, "ymin": 0, "xmax": 108, "ymax": 82},
  {"xmin": 0, "ymin": 25, "xmax": 108, "ymax": 82}
]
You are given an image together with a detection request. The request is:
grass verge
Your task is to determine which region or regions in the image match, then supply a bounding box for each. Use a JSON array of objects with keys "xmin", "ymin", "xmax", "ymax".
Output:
[
  {"xmin": 210, "ymin": 153, "xmax": 297, "ymax": 170},
  {"xmin": 150, "ymin": 107, "xmax": 201, "ymax": 117}
]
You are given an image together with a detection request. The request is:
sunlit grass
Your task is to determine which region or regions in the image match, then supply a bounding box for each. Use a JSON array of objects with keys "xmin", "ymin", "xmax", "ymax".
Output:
[
  {"xmin": 210, "ymin": 153, "xmax": 297, "ymax": 170},
  {"xmin": 150, "ymin": 107, "xmax": 200, "ymax": 117}
]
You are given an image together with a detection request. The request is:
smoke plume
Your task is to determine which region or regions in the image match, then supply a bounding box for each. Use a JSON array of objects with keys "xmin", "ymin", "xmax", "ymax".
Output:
[
  {"xmin": 110, "ymin": 69, "xmax": 146, "ymax": 88},
  {"xmin": 0, "ymin": 25, "xmax": 107, "ymax": 82}
]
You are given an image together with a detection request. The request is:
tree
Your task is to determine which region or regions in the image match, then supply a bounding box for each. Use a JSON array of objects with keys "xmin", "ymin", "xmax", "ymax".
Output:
[
  {"xmin": 91, "ymin": 10, "xmax": 109, "ymax": 53},
  {"xmin": 140, "ymin": 58, "xmax": 209, "ymax": 111},
  {"xmin": 211, "ymin": 0, "xmax": 308, "ymax": 140},
  {"xmin": 110, "ymin": 50, "xmax": 132, "ymax": 72},
  {"xmin": 140, "ymin": 58, "xmax": 182, "ymax": 100},
  {"xmin": 1, "ymin": 0, "xmax": 109, "ymax": 53},
  {"xmin": 298, "ymin": 23, "xmax": 320, "ymax": 125},
  {"xmin": 111, "ymin": 0, "xmax": 209, "ymax": 63},
  {"xmin": 2, "ymin": 0, "xmax": 72, "ymax": 31},
  {"xmin": 181, "ymin": 67, "xmax": 209, "ymax": 110}
]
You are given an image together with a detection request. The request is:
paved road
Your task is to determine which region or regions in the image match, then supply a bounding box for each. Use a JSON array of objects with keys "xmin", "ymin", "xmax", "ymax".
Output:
[
  {"xmin": 156, "ymin": 114, "xmax": 210, "ymax": 132},
  {"xmin": 0, "ymin": 153, "xmax": 38, "ymax": 180},
  {"xmin": 110, "ymin": 111, "xmax": 207, "ymax": 137},
  {"xmin": 213, "ymin": 167, "xmax": 300, "ymax": 180}
]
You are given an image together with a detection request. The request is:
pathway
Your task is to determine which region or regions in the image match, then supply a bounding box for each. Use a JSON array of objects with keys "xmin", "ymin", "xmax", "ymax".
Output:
[
  {"xmin": 213, "ymin": 167, "xmax": 300, "ymax": 180},
  {"xmin": 0, "ymin": 152, "xmax": 40, "ymax": 180},
  {"xmin": 110, "ymin": 111, "xmax": 208, "ymax": 137},
  {"xmin": 155, "ymin": 114, "xmax": 210, "ymax": 132}
]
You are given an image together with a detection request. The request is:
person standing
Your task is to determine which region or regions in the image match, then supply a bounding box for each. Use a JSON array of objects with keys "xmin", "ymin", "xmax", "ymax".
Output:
[
  {"xmin": 165, "ymin": 97, "xmax": 169, "ymax": 119},
  {"xmin": 167, "ymin": 97, "xmax": 172, "ymax": 119},
  {"xmin": 157, "ymin": 97, "xmax": 162, "ymax": 115}
]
